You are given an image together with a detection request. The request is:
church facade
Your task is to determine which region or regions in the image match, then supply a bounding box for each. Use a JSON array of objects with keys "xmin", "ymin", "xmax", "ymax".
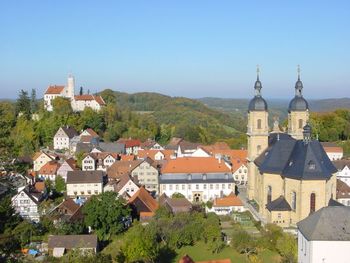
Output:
[{"xmin": 247, "ymin": 70, "xmax": 337, "ymax": 227}]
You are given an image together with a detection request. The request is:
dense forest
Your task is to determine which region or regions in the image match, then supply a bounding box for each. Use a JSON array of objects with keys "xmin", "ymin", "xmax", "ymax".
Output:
[{"xmin": 1, "ymin": 89, "xmax": 350, "ymax": 163}]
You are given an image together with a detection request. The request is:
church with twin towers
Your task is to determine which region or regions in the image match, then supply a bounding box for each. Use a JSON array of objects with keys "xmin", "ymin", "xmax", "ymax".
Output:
[{"xmin": 246, "ymin": 67, "xmax": 337, "ymax": 227}]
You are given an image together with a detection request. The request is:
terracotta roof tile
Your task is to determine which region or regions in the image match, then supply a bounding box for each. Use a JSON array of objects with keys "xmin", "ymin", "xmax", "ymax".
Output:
[
  {"xmin": 120, "ymin": 155, "xmax": 136, "ymax": 161},
  {"xmin": 74, "ymin": 95, "xmax": 106, "ymax": 105},
  {"xmin": 39, "ymin": 161, "xmax": 60, "ymax": 175},
  {"xmin": 162, "ymin": 157, "xmax": 231, "ymax": 174},
  {"xmin": 45, "ymin": 85, "xmax": 65, "ymax": 95},
  {"xmin": 58, "ymin": 199, "xmax": 80, "ymax": 214},
  {"xmin": 213, "ymin": 192, "xmax": 243, "ymax": 207},
  {"xmin": 128, "ymin": 186, "xmax": 158, "ymax": 212},
  {"xmin": 117, "ymin": 138, "xmax": 141, "ymax": 148},
  {"xmin": 34, "ymin": 182, "xmax": 45, "ymax": 192},
  {"xmin": 337, "ymin": 179, "xmax": 350, "ymax": 199},
  {"xmin": 107, "ymin": 160, "xmax": 142, "ymax": 179}
]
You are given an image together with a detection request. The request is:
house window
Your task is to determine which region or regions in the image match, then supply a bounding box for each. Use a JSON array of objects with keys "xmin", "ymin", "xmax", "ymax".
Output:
[
  {"xmin": 188, "ymin": 184, "xmax": 191, "ymax": 190},
  {"xmin": 203, "ymin": 184, "xmax": 207, "ymax": 190},
  {"xmin": 267, "ymin": 186, "xmax": 272, "ymax": 204},
  {"xmin": 176, "ymin": 185, "xmax": 179, "ymax": 190},
  {"xmin": 310, "ymin": 193, "xmax": 316, "ymax": 213},
  {"xmin": 222, "ymin": 184, "xmax": 225, "ymax": 189},
  {"xmin": 182, "ymin": 184, "xmax": 185, "ymax": 190},
  {"xmin": 196, "ymin": 184, "xmax": 199, "ymax": 190},
  {"xmin": 257, "ymin": 119, "xmax": 262, "ymax": 129},
  {"xmin": 291, "ymin": 191, "xmax": 296, "ymax": 211},
  {"xmin": 169, "ymin": 185, "xmax": 173, "ymax": 190},
  {"xmin": 210, "ymin": 184, "xmax": 213, "ymax": 190},
  {"xmin": 216, "ymin": 184, "xmax": 219, "ymax": 190},
  {"xmin": 308, "ymin": 161, "xmax": 316, "ymax": 170}
]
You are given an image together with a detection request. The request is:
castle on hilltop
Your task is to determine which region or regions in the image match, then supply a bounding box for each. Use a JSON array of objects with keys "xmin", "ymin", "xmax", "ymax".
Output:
[
  {"xmin": 247, "ymin": 67, "xmax": 337, "ymax": 228},
  {"xmin": 44, "ymin": 75, "xmax": 106, "ymax": 112}
]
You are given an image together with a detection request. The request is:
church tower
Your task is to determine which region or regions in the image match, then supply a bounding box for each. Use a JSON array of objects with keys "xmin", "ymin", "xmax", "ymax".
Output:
[
  {"xmin": 288, "ymin": 66, "xmax": 309, "ymax": 140},
  {"xmin": 247, "ymin": 67, "xmax": 269, "ymax": 200},
  {"xmin": 65, "ymin": 74, "xmax": 75, "ymax": 100}
]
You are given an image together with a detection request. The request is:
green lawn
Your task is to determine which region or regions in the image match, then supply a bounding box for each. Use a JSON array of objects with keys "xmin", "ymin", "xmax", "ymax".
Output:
[{"xmin": 171, "ymin": 241, "xmax": 280, "ymax": 263}]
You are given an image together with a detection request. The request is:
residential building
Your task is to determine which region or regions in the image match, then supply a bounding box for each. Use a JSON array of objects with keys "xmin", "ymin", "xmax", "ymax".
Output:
[
  {"xmin": 11, "ymin": 186, "xmax": 44, "ymax": 222},
  {"xmin": 130, "ymin": 158, "xmax": 159, "ymax": 194},
  {"xmin": 208, "ymin": 192, "xmax": 245, "ymax": 215},
  {"xmin": 297, "ymin": 206, "xmax": 350, "ymax": 263},
  {"xmin": 231, "ymin": 158, "xmax": 248, "ymax": 186},
  {"xmin": 54, "ymin": 126, "xmax": 78, "ymax": 150},
  {"xmin": 57, "ymin": 158, "xmax": 76, "ymax": 182},
  {"xmin": 333, "ymin": 159, "xmax": 350, "ymax": 187},
  {"xmin": 33, "ymin": 151, "xmax": 56, "ymax": 172},
  {"xmin": 80, "ymin": 128, "xmax": 100, "ymax": 144},
  {"xmin": 82, "ymin": 152, "xmax": 118, "ymax": 171},
  {"xmin": 159, "ymin": 193, "xmax": 192, "ymax": 214},
  {"xmin": 127, "ymin": 186, "xmax": 158, "ymax": 220},
  {"xmin": 50, "ymin": 198, "xmax": 83, "ymax": 224},
  {"xmin": 137, "ymin": 149, "xmax": 176, "ymax": 161},
  {"xmin": 321, "ymin": 142, "xmax": 343, "ymax": 161},
  {"xmin": 107, "ymin": 160, "xmax": 142, "ymax": 180},
  {"xmin": 44, "ymin": 75, "xmax": 105, "ymax": 112},
  {"xmin": 37, "ymin": 161, "xmax": 60, "ymax": 181},
  {"xmin": 247, "ymin": 72, "xmax": 337, "ymax": 227},
  {"xmin": 104, "ymin": 174, "xmax": 140, "ymax": 198},
  {"xmin": 66, "ymin": 171, "xmax": 104, "ymax": 198},
  {"xmin": 117, "ymin": 138, "xmax": 141, "ymax": 155},
  {"xmin": 48, "ymin": 234, "xmax": 98, "ymax": 257},
  {"xmin": 160, "ymin": 157, "xmax": 234, "ymax": 203},
  {"xmin": 336, "ymin": 179, "xmax": 350, "ymax": 206},
  {"xmin": 140, "ymin": 139, "xmax": 164, "ymax": 150}
]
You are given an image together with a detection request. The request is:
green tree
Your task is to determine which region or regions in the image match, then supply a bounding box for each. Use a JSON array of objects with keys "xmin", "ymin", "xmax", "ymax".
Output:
[
  {"xmin": 52, "ymin": 97, "xmax": 73, "ymax": 116},
  {"xmin": 276, "ymin": 233, "xmax": 297, "ymax": 263},
  {"xmin": 30, "ymin": 88, "xmax": 38, "ymax": 113},
  {"xmin": 171, "ymin": 192, "xmax": 185, "ymax": 199},
  {"xmin": 55, "ymin": 175, "xmax": 66, "ymax": 193},
  {"xmin": 121, "ymin": 223, "xmax": 160, "ymax": 263},
  {"xmin": 16, "ymin": 89, "xmax": 31, "ymax": 119},
  {"xmin": 11, "ymin": 116, "xmax": 37, "ymax": 156},
  {"xmin": 79, "ymin": 86, "xmax": 84, "ymax": 96},
  {"xmin": 11, "ymin": 221, "xmax": 38, "ymax": 247},
  {"xmin": 83, "ymin": 192, "xmax": 130, "ymax": 240},
  {"xmin": 0, "ymin": 196, "xmax": 20, "ymax": 234},
  {"xmin": 231, "ymin": 230, "xmax": 257, "ymax": 257}
]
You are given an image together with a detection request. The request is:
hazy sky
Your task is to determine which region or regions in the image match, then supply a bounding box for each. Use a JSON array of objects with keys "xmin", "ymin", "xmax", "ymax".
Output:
[{"xmin": 1, "ymin": 1, "xmax": 350, "ymax": 99}]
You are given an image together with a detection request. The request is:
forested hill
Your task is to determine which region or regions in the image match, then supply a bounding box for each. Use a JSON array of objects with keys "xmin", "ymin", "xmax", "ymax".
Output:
[
  {"xmin": 198, "ymin": 97, "xmax": 350, "ymax": 121},
  {"xmin": 100, "ymin": 89, "xmax": 246, "ymax": 140}
]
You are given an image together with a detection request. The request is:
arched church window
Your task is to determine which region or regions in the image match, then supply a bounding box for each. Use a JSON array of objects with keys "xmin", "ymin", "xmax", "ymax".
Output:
[
  {"xmin": 310, "ymin": 193, "xmax": 316, "ymax": 214},
  {"xmin": 257, "ymin": 119, "xmax": 262, "ymax": 129},
  {"xmin": 291, "ymin": 191, "xmax": 296, "ymax": 211},
  {"xmin": 267, "ymin": 186, "xmax": 272, "ymax": 204},
  {"xmin": 298, "ymin": 119, "xmax": 303, "ymax": 129}
]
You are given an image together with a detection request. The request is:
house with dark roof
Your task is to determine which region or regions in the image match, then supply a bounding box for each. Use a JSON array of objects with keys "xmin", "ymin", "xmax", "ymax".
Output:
[
  {"xmin": 54, "ymin": 126, "xmax": 79, "ymax": 150},
  {"xmin": 247, "ymin": 70, "xmax": 337, "ymax": 227},
  {"xmin": 48, "ymin": 234, "xmax": 98, "ymax": 257},
  {"xmin": 297, "ymin": 206, "xmax": 350, "ymax": 263},
  {"xmin": 333, "ymin": 159, "xmax": 350, "ymax": 187},
  {"xmin": 66, "ymin": 170, "xmax": 104, "ymax": 198},
  {"xmin": 159, "ymin": 193, "xmax": 193, "ymax": 214},
  {"xmin": 104, "ymin": 174, "xmax": 140, "ymax": 199}
]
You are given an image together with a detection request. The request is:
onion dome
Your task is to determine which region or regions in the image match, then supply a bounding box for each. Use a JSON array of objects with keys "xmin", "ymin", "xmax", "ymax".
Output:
[
  {"xmin": 288, "ymin": 66, "xmax": 309, "ymax": 112},
  {"xmin": 248, "ymin": 67, "xmax": 268, "ymax": 112}
]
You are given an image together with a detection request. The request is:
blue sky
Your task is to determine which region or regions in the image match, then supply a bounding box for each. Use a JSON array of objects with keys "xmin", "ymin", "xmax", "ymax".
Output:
[{"xmin": 1, "ymin": 1, "xmax": 350, "ymax": 99}]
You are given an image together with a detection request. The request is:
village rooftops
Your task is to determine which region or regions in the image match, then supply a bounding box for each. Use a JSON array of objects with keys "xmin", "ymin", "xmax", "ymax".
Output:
[
  {"xmin": 297, "ymin": 206, "xmax": 350, "ymax": 241},
  {"xmin": 321, "ymin": 142, "xmax": 343, "ymax": 153},
  {"xmin": 213, "ymin": 192, "xmax": 243, "ymax": 207},
  {"xmin": 128, "ymin": 186, "xmax": 159, "ymax": 213},
  {"xmin": 60, "ymin": 126, "xmax": 79, "ymax": 139},
  {"xmin": 333, "ymin": 159, "xmax": 350, "ymax": 170},
  {"xmin": 160, "ymin": 173, "xmax": 234, "ymax": 184},
  {"xmin": 107, "ymin": 160, "xmax": 143, "ymax": 179},
  {"xmin": 337, "ymin": 179, "xmax": 350, "ymax": 199},
  {"xmin": 161, "ymin": 157, "xmax": 231, "ymax": 174},
  {"xmin": 117, "ymin": 138, "xmax": 141, "ymax": 148},
  {"xmin": 74, "ymin": 94, "xmax": 106, "ymax": 105},
  {"xmin": 66, "ymin": 170, "xmax": 104, "ymax": 184}
]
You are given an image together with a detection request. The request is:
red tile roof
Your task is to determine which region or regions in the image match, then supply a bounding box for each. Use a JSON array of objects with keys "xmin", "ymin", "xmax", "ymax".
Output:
[
  {"xmin": 231, "ymin": 158, "xmax": 247, "ymax": 173},
  {"xmin": 45, "ymin": 85, "xmax": 65, "ymax": 95},
  {"xmin": 120, "ymin": 155, "xmax": 136, "ymax": 161},
  {"xmin": 74, "ymin": 95, "xmax": 106, "ymax": 105},
  {"xmin": 107, "ymin": 160, "xmax": 142, "ymax": 179},
  {"xmin": 213, "ymin": 192, "xmax": 243, "ymax": 207},
  {"xmin": 162, "ymin": 157, "xmax": 231, "ymax": 174},
  {"xmin": 34, "ymin": 182, "xmax": 45, "ymax": 192},
  {"xmin": 39, "ymin": 161, "xmax": 60, "ymax": 175},
  {"xmin": 117, "ymin": 138, "xmax": 141, "ymax": 148},
  {"xmin": 128, "ymin": 186, "xmax": 158, "ymax": 212}
]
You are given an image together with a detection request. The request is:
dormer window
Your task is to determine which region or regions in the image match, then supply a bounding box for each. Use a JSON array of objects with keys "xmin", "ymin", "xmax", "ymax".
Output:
[
  {"xmin": 289, "ymin": 161, "xmax": 293, "ymax": 166},
  {"xmin": 202, "ymin": 174, "xmax": 207, "ymax": 180},
  {"xmin": 187, "ymin": 174, "xmax": 192, "ymax": 180},
  {"xmin": 225, "ymin": 173, "xmax": 229, "ymax": 180},
  {"xmin": 308, "ymin": 161, "xmax": 316, "ymax": 170}
]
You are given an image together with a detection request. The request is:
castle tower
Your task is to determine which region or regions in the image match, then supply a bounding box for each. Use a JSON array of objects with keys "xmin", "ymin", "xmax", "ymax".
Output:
[
  {"xmin": 288, "ymin": 66, "xmax": 309, "ymax": 140},
  {"xmin": 247, "ymin": 67, "xmax": 269, "ymax": 200},
  {"xmin": 66, "ymin": 74, "xmax": 75, "ymax": 100}
]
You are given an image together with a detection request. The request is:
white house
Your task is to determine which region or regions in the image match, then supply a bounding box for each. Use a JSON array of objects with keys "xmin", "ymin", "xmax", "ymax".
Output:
[
  {"xmin": 336, "ymin": 179, "xmax": 350, "ymax": 206},
  {"xmin": 57, "ymin": 158, "xmax": 76, "ymax": 182},
  {"xmin": 130, "ymin": 158, "xmax": 159, "ymax": 194},
  {"xmin": 54, "ymin": 126, "xmax": 78, "ymax": 150},
  {"xmin": 104, "ymin": 174, "xmax": 140, "ymax": 198},
  {"xmin": 117, "ymin": 139, "xmax": 141, "ymax": 155},
  {"xmin": 11, "ymin": 187, "xmax": 42, "ymax": 223},
  {"xmin": 33, "ymin": 151, "xmax": 56, "ymax": 172},
  {"xmin": 37, "ymin": 161, "xmax": 61, "ymax": 181},
  {"xmin": 66, "ymin": 170, "xmax": 104, "ymax": 198},
  {"xmin": 321, "ymin": 142, "xmax": 343, "ymax": 161},
  {"xmin": 297, "ymin": 206, "xmax": 350, "ymax": 263},
  {"xmin": 207, "ymin": 192, "xmax": 245, "ymax": 215},
  {"xmin": 82, "ymin": 152, "xmax": 118, "ymax": 171},
  {"xmin": 44, "ymin": 75, "xmax": 106, "ymax": 112},
  {"xmin": 231, "ymin": 159, "xmax": 248, "ymax": 186},
  {"xmin": 140, "ymin": 139, "xmax": 164, "ymax": 150},
  {"xmin": 333, "ymin": 160, "xmax": 350, "ymax": 187},
  {"xmin": 160, "ymin": 157, "xmax": 234, "ymax": 203}
]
